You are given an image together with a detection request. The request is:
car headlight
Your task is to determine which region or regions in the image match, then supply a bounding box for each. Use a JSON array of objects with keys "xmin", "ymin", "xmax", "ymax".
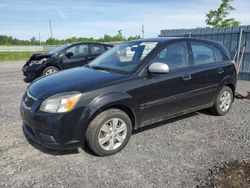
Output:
[
  {"xmin": 30, "ymin": 58, "xmax": 47, "ymax": 65},
  {"xmin": 40, "ymin": 92, "xmax": 82, "ymax": 113}
]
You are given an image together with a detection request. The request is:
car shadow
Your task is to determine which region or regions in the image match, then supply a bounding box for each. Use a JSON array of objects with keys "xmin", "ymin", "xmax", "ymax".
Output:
[
  {"xmin": 133, "ymin": 111, "xmax": 200, "ymax": 135},
  {"xmin": 24, "ymin": 110, "xmax": 208, "ymax": 156},
  {"xmin": 24, "ymin": 134, "xmax": 79, "ymax": 156},
  {"xmin": 81, "ymin": 145, "xmax": 97, "ymax": 156}
]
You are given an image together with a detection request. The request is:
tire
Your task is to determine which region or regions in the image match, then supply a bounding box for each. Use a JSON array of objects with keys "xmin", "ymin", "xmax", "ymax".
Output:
[
  {"xmin": 42, "ymin": 66, "xmax": 59, "ymax": 76},
  {"xmin": 86, "ymin": 109, "xmax": 132, "ymax": 156},
  {"xmin": 210, "ymin": 86, "xmax": 233, "ymax": 116}
]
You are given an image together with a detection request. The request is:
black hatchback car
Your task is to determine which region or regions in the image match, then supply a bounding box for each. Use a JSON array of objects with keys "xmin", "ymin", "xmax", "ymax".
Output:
[
  {"xmin": 20, "ymin": 38, "xmax": 237, "ymax": 156},
  {"xmin": 22, "ymin": 42, "xmax": 113, "ymax": 82}
]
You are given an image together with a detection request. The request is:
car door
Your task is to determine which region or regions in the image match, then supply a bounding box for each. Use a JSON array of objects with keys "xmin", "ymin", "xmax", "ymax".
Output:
[
  {"xmin": 188, "ymin": 41, "xmax": 226, "ymax": 107},
  {"xmin": 62, "ymin": 44, "xmax": 90, "ymax": 69},
  {"xmin": 140, "ymin": 41, "xmax": 196, "ymax": 126},
  {"xmin": 87, "ymin": 44, "xmax": 106, "ymax": 61}
]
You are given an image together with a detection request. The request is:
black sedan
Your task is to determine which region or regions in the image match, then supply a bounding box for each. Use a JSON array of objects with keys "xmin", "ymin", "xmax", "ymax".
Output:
[
  {"xmin": 22, "ymin": 42, "xmax": 113, "ymax": 82},
  {"xmin": 20, "ymin": 38, "xmax": 237, "ymax": 156}
]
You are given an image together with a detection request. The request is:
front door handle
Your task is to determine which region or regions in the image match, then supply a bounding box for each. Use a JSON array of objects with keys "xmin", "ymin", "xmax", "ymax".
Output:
[
  {"xmin": 217, "ymin": 68, "xmax": 224, "ymax": 74},
  {"xmin": 182, "ymin": 74, "xmax": 192, "ymax": 81}
]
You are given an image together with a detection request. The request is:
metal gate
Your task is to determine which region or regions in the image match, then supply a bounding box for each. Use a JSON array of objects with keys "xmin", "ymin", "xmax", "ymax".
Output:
[{"xmin": 160, "ymin": 25, "xmax": 250, "ymax": 80}]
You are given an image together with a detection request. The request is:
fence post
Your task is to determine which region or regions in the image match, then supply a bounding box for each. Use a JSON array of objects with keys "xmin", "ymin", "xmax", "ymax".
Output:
[{"xmin": 237, "ymin": 27, "xmax": 243, "ymax": 63}]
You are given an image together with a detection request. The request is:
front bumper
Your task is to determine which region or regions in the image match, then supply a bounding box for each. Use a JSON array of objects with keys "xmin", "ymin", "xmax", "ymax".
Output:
[
  {"xmin": 22, "ymin": 64, "xmax": 44, "ymax": 83},
  {"xmin": 20, "ymin": 98, "xmax": 84, "ymax": 150},
  {"xmin": 22, "ymin": 123, "xmax": 80, "ymax": 150}
]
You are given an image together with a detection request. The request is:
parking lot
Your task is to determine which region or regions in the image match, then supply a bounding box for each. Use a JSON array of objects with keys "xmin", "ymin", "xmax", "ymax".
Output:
[{"xmin": 0, "ymin": 61, "xmax": 250, "ymax": 187}]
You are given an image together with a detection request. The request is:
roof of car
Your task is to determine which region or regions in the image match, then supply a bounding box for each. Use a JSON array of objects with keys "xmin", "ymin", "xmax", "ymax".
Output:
[
  {"xmin": 130, "ymin": 37, "xmax": 223, "ymax": 45},
  {"xmin": 135, "ymin": 37, "xmax": 213, "ymax": 44},
  {"xmin": 130, "ymin": 37, "xmax": 181, "ymax": 43},
  {"xmin": 70, "ymin": 42, "xmax": 113, "ymax": 46}
]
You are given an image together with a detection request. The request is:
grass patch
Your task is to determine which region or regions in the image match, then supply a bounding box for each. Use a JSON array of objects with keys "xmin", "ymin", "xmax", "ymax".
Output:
[{"xmin": 0, "ymin": 51, "xmax": 45, "ymax": 62}]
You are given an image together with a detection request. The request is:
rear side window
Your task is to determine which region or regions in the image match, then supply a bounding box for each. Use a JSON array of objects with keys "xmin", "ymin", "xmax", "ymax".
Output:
[
  {"xmin": 90, "ymin": 44, "xmax": 105, "ymax": 55},
  {"xmin": 191, "ymin": 42, "xmax": 215, "ymax": 65},
  {"xmin": 154, "ymin": 42, "xmax": 188, "ymax": 69},
  {"xmin": 213, "ymin": 47, "xmax": 223, "ymax": 62},
  {"xmin": 191, "ymin": 42, "xmax": 224, "ymax": 65}
]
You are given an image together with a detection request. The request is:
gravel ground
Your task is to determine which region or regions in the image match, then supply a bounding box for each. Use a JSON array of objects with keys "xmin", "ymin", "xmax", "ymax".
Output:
[{"xmin": 0, "ymin": 61, "xmax": 249, "ymax": 188}]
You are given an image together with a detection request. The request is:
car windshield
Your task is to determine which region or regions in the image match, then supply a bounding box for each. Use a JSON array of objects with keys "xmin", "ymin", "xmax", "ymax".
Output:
[
  {"xmin": 88, "ymin": 41, "xmax": 158, "ymax": 74},
  {"xmin": 48, "ymin": 44, "xmax": 70, "ymax": 54}
]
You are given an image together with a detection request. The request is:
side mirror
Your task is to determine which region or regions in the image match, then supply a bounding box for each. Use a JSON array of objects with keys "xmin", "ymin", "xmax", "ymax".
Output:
[
  {"xmin": 148, "ymin": 62, "xmax": 169, "ymax": 74},
  {"xmin": 65, "ymin": 52, "xmax": 74, "ymax": 58}
]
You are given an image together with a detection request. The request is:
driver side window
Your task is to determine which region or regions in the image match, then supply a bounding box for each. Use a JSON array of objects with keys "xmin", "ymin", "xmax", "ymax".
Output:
[
  {"xmin": 66, "ymin": 46, "xmax": 77, "ymax": 57},
  {"xmin": 153, "ymin": 42, "xmax": 188, "ymax": 69},
  {"xmin": 66, "ymin": 44, "xmax": 89, "ymax": 57}
]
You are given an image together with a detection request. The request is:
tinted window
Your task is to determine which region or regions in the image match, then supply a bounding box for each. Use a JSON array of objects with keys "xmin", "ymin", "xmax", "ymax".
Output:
[
  {"xmin": 66, "ymin": 46, "xmax": 77, "ymax": 56},
  {"xmin": 48, "ymin": 44, "xmax": 70, "ymax": 54},
  {"xmin": 78, "ymin": 44, "xmax": 89, "ymax": 56},
  {"xmin": 107, "ymin": 46, "xmax": 113, "ymax": 50},
  {"xmin": 191, "ymin": 42, "xmax": 215, "ymax": 65},
  {"xmin": 89, "ymin": 41, "xmax": 158, "ymax": 73},
  {"xmin": 153, "ymin": 42, "xmax": 188, "ymax": 69},
  {"xmin": 213, "ymin": 46, "xmax": 223, "ymax": 62},
  {"xmin": 91, "ymin": 44, "xmax": 105, "ymax": 54},
  {"xmin": 66, "ymin": 44, "xmax": 88, "ymax": 57}
]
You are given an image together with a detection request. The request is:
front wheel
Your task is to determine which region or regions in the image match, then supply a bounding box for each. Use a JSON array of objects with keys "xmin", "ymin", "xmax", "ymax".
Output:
[
  {"xmin": 42, "ymin": 66, "xmax": 59, "ymax": 76},
  {"xmin": 210, "ymin": 86, "xmax": 233, "ymax": 116},
  {"xmin": 86, "ymin": 109, "xmax": 132, "ymax": 156}
]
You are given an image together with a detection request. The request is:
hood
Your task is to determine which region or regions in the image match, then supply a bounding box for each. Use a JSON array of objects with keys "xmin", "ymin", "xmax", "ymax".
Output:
[
  {"xmin": 28, "ymin": 67, "xmax": 125, "ymax": 99},
  {"xmin": 29, "ymin": 53, "xmax": 53, "ymax": 61}
]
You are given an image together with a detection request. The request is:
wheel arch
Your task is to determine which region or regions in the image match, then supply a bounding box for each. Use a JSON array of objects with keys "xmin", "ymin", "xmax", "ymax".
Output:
[
  {"xmin": 44, "ymin": 63, "xmax": 61, "ymax": 70},
  {"xmin": 91, "ymin": 104, "xmax": 137, "ymax": 130},
  {"xmin": 225, "ymin": 83, "xmax": 235, "ymax": 96},
  {"xmin": 87, "ymin": 92, "xmax": 139, "ymax": 130}
]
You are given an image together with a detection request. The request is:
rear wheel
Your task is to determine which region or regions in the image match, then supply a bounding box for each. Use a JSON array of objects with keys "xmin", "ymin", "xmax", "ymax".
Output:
[
  {"xmin": 210, "ymin": 86, "xmax": 233, "ymax": 116},
  {"xmin": 42, "ymin": 66, "xmax": 59, "ymax": 76},
  {"xmin": 86, "ymin": 109, "xmax": 132, "ymax": 156}
]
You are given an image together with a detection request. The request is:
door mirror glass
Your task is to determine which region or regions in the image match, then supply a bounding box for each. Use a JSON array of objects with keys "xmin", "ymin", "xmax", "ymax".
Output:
[
  {"xmin": 65, "ymin": 52, "xmax": 74, "ymax": 58},
  {"xmin": 148, "ymin": 62, "xmax": 169, "ymax": 74}
]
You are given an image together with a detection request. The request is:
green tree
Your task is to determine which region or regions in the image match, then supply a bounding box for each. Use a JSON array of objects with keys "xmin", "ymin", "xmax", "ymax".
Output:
[
  {"xmin": 30, "ymin": 37, "xmax": 38, "ymax": 45},
  {"xmin": 206, "ymin": 0, "xmax": 240, "ymax": 27},
  {"xmin": 127, "ymin": 35, "xmax": 141, "ymax": 41},
  {"xmin": 46, "ymin": 38, "xmax": 59, "ymax": 45},
  {"xmin": 0, "ymin": 32, "xmax": 141, "ymax": 45}
]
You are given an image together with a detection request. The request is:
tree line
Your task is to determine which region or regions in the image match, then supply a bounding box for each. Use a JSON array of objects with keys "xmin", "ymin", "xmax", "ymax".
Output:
[{"xmin": 0, "ymin": 30, "xmax": 140, "ymax": 45}]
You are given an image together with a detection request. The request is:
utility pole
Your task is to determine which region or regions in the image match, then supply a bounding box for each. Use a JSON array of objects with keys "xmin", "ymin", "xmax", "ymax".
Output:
[
  {"xmin": 142, "ymin": 24, "xmax": 144, "ymax": 39},
  {"xmin": 38, "ymin": 32, "xmax": 41, "ymax": 45},
  {"xmin": 49, "ymin": 20, "xmax": 53, "ymax": 38}
]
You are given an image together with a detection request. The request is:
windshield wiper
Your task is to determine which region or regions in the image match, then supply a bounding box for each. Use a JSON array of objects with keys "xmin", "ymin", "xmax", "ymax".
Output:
[{"xmin": 88, "ymin": 65, "xmax": 113, "ymax": 72}]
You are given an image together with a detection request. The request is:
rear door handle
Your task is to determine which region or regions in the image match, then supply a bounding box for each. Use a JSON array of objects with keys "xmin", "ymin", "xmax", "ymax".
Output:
[
  {"xmin": 182, "ymin": 74, "xmax": 192, "ymax": 81},
  {"xmin": 217, "ymin": 68, "xmax": 224, "ymax": 74}
]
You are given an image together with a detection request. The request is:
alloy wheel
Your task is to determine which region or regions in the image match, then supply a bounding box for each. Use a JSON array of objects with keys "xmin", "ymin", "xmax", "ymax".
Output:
[
  {"xmin": 219, "ymin": 90, "xmax": 232, "ymax": 112},
  {"xmin": 45, "ymin": 68, "xmax": 57, "ymax": 75},
  {"xmin": 98, "ymin": 118, "xmax": 127, "ymax": 151}
]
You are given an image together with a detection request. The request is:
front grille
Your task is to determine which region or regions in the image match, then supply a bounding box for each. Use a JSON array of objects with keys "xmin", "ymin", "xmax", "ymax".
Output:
[{"xmin": 22, "ymin": 90, "xmax": 37, "ymax": 109}]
